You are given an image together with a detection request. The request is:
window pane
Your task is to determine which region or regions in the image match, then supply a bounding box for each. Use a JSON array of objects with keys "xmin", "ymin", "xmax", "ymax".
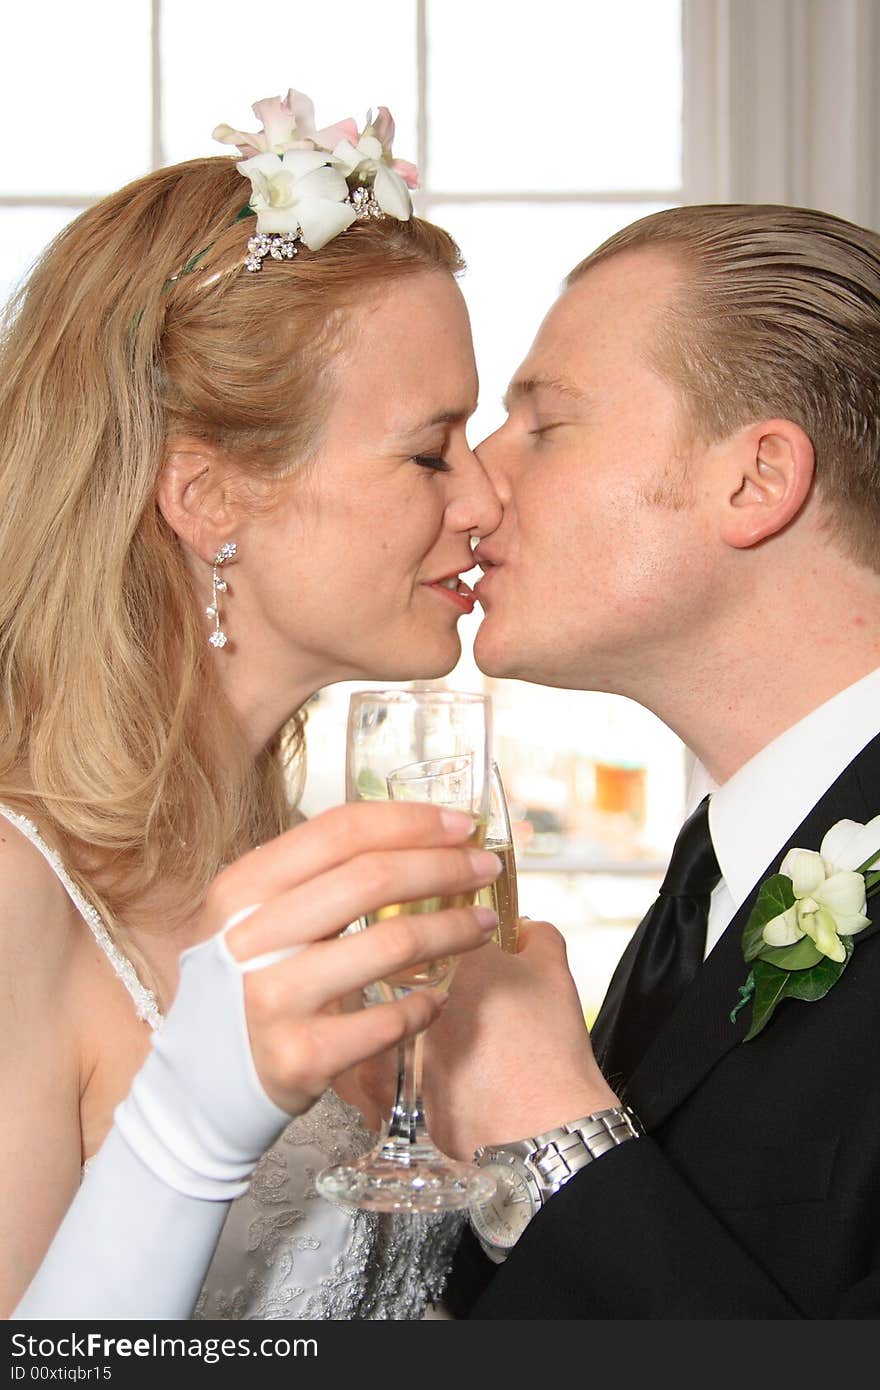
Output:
[
  {"xmin": 427, "ymin": 0, "xmax": 681, "ymax": 192},
  {"xmin": 161, "ymin": 2, "xmax": 418, "ymax": 165},
  {"xmin": 0, "ymin": 207, "xmax": 84, "ymax": 311},
  {"xmin": 429, "ymin": 200, "xmax": 673, "ymax": 443},
  {"xmin": 1, "ymin": 2, "xmax": 151, "ymax": 195}
]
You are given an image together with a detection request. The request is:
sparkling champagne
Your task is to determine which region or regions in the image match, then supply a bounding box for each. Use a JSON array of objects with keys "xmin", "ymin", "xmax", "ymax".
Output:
[
  {"xmin": 367, "ymin": 820, "xmax": 487, "ymax": 992},
  {"xmin": 476, "ymin": 837, "xmax": 519, "ymax": 952}
]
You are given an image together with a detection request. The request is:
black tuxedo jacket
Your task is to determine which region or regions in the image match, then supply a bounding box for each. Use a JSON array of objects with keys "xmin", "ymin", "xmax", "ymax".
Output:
[{"xmin": 447, "ymin": 731, "xmax": 880, "ymax": 1318}]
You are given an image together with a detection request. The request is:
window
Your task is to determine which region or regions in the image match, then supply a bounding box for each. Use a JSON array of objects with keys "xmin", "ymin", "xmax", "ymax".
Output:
[{"xmin": 1, "ymin": 0, "xmax": 685, "ymax": 1018}]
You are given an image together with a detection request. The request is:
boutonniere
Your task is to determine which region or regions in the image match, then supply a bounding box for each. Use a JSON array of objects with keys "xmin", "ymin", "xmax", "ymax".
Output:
[{"xmin": 730, "ymin": 816, "xmax": 880, "ymax": 1039}]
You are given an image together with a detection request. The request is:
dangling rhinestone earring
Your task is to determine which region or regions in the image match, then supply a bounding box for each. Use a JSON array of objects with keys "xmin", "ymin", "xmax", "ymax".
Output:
[{"xmin": 206, "ymin": 540, "xmax": 237, "ymax": 649}]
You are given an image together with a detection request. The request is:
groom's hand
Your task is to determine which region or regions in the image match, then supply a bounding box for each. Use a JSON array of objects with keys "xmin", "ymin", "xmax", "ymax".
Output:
[{"xmin": 420, "ymin": 921, "xmax": 620, "ymax": 1159}]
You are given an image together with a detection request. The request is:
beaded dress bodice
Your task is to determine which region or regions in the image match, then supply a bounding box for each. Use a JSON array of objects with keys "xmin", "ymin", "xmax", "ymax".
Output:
[{"xmin": 1, "ymin": 803, "xmax": 462, "ymax": 1320}]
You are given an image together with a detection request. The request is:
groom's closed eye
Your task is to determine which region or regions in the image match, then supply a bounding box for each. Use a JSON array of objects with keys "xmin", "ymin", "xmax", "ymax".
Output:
[{"xmin": 413, "ymin": 454, "xmax": 452, "ymax": 472}]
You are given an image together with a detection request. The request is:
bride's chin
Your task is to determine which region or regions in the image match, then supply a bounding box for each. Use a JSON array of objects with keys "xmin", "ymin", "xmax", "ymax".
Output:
[{"xmin": 378, "ymin": 645, "xmax": 461, "ymax": 684}]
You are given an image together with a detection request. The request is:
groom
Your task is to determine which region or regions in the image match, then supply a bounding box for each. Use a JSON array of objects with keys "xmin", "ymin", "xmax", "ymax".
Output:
[{"xmin": 429, "ymin": 203, "xmax": 880, "ymax": 1318}]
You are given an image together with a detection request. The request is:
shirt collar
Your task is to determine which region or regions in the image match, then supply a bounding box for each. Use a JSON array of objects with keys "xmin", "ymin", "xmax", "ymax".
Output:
[{"xmin": 688, "ymin": 665, "xmax": 880, "ymax": 913}]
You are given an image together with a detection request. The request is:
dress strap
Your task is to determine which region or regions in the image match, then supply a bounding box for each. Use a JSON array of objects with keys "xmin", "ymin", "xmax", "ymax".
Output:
[{"xmin": 0, "ymin": 802, "xmax": 163, "ymax": 1031}]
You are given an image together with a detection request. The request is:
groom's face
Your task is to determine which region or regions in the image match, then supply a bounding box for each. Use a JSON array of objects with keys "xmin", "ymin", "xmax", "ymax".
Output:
[{"xmin": 472, "ymin": 249, "xmax": 718, "ymax": 695}]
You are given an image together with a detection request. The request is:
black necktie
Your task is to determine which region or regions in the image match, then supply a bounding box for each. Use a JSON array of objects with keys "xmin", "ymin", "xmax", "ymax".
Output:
[{"xmin": 590, "ymin": 795, "xmax": 721, "ymax": 1086}]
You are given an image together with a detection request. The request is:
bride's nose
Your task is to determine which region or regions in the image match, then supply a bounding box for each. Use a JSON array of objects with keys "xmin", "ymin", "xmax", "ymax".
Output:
[{"xmin": 444, "ymin": 451, "xmax": 503, "ymax": 535}]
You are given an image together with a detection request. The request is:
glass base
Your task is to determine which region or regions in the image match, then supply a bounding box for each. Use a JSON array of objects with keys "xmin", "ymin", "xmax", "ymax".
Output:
[{"xmin": 316, "ymin": 1141, "xmax": 497, "ymax": 1213}]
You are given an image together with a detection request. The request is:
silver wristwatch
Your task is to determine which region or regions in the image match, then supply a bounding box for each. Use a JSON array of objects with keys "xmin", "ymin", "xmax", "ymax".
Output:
[{"xmin": 468, "ymin": 1106, "xmax": 644, "ymax": 1263}]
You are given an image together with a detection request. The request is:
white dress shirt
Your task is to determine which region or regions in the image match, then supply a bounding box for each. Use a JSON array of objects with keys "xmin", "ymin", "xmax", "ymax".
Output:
[{"xmin": 684, "ymin": 665, "xmax": 880, "ymax": 959}]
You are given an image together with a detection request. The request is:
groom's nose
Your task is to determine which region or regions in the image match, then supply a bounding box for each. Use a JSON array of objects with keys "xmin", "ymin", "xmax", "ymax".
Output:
[
  {"xmin": 444, "ymin": 450, "xmax": 503, "ymax": 535},
  {"xmin": 474, "ymin": 427, "xmax": 512, "ymax": 506}
]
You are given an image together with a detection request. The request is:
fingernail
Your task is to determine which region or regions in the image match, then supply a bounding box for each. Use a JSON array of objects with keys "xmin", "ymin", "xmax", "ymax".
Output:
[
  {"xmin": 441, "ymin": 809, "xmax": 475, "ymax": 835},
  {"xmin": 474, "ymin": 906, "xmax": 498, "ymax": 933},
  {"xmin": 468, "ymin": 849, "xmax": 502, "ymax": 876}
]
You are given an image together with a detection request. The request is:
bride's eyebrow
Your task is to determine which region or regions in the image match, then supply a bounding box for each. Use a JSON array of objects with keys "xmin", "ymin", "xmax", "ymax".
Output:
[{"xmin": 394, "ymin": 406, "xmax": 473, "ymax": 439}]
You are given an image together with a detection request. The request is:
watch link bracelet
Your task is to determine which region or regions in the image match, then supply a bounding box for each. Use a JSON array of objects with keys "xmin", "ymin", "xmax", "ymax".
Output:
[{"xmin": 468, "ymin": 1106, "xmax": 645, "ymax": 1263}]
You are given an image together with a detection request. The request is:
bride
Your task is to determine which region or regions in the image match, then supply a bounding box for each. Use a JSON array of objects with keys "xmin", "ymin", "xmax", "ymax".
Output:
[{"xmin": 1, "ymin": 87, "xmax": 502, "ymax": 1320}]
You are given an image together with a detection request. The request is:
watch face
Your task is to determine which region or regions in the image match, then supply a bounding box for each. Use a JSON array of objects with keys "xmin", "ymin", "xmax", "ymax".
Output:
[{"xmin": 470, "ymin": 1162, "xmax": 536, "ymax": 1251}]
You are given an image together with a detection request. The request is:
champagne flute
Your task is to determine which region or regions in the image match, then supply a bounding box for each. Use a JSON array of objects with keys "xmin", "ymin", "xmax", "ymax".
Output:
[
  {"xmin": 477, "ymin": 761, "xmax": 520, "ymax": 953},
  {"xmin": 316, "ymin": 688, "xmax": 497, "ymax": 1213}
]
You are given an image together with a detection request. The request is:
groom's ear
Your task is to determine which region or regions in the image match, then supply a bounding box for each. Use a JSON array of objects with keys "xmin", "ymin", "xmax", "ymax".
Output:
[{"xmin": 717, "ymin": 419, "xmax": 815, "ymax": 549}]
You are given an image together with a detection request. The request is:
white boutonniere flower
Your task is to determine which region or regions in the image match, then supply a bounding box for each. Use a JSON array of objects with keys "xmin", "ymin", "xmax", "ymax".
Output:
[
  {"xmin": 732, "ymin": 816, "xmax": 880, "ymax": 1039},
  {"xmin": 762, "ymin": 838, "xmax": 872, "ymax": 962}
]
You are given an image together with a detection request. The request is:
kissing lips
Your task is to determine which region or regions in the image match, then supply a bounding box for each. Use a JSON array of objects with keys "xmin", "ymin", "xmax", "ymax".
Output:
[
  {"xmin": 472, "ymin": 559, "xmax": 500, "ymax": 607},
  {"xmin": 425, "ymin": 575, "xmax": 476, "ymax": 614}
]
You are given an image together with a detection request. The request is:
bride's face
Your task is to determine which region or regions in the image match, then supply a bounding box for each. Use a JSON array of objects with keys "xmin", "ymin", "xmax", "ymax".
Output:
[{"xmin": 234, "ymin": 270, "xmax": 500, "ymax": 716}]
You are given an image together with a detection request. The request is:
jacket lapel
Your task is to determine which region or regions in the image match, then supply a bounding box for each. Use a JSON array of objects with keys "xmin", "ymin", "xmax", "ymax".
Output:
[{"xmin": 623, "ymin": 731, "xmax": 880, "ymax": 1130}]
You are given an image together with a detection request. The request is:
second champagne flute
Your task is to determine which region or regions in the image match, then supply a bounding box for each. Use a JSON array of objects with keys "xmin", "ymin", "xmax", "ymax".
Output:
[{"xmin": 477, "ymin": 761, "xmax": 520, "ymax": 953}]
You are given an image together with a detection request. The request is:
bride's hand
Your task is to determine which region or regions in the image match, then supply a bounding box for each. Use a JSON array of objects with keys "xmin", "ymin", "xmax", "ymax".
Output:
[{"xmin": 208, "ymin": 801, "xmax": 501, "ymax": 1117}]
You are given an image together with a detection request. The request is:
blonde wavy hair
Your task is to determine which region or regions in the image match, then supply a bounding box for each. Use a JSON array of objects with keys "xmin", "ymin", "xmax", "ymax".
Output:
[
  {"xmin": 568, "ymin": 203, "xmax": 880, "ymax": 569},
  {"xmin": 0, "ymin": 156, "xmax": 463, "ymax": 933}
]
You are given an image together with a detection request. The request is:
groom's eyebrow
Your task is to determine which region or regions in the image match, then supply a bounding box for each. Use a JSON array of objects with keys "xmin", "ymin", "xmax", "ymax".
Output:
[{"xmin": 503, "ymin": 375, "xmax": 591, "ymax": 410}]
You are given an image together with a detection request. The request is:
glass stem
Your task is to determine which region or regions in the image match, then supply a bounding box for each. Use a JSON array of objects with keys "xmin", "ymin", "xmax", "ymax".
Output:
[{"xmin": 384, "ymin": 1030, "xmax": 430, "ymax": 1148}]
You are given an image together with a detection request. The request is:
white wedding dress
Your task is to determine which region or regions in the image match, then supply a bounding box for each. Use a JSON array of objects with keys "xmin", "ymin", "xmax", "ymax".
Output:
[{"xmin": 2, "ymin": 804, "xmax": 462, "ymax": 1320}]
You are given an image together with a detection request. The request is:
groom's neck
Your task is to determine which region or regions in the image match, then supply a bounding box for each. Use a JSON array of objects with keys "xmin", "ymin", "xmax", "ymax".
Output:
[{"xmin": 627, "ymin": 549, "xmax": 880, "ymax": 787}]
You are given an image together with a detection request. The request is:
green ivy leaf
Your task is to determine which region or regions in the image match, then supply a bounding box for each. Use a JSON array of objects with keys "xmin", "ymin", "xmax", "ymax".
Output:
[
  {"xmin": 757, "ymin": 936, "xmax": 823, "ymax": 971},
  {"xmin": 741, "ymin": 938, "xmax": 854, "ymax": 1040},
  {"xmin": 356, "ymin": 768, "xmax": 388, "ymax": 801},
  {"xmin": 783, "ymin": 937, "xmax": 852, "ymax": 1001},
  {"xmin": 743, "ymin": 960, "xmax": 791, "ymax": 1040},
  {"xmin": 742, "ymin": 875, "xmax": 796, "ymax": 962}
]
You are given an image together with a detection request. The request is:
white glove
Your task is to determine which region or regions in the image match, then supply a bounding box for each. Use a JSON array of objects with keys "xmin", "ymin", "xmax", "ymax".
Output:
[{"xmin": 13, "ymin": 912, "xmax": 291, "ymax": 1320}]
